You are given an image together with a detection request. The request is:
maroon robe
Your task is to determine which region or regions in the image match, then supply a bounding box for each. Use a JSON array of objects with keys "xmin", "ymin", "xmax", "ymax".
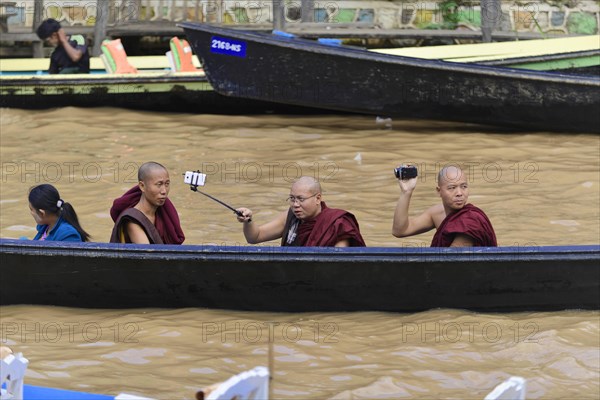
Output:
[
  {"xmin": 431, "ymin": 203, "xmax": 497, "ymax": 247},
  {"xmin": 110, "ymin": 186, "xmax": 185, "ymax": 244},
  {"xmin": 110, "ymin": 208, "xmax": 164, "ymax": 244},
  {"xmin": 281, "ymin": 202, "xmax": 366, "ymax": 247}
]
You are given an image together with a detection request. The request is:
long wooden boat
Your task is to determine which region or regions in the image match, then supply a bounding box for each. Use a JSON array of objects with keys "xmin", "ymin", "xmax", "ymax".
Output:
[
  {"xmin": 0, "ymin": 56, "xmax": 315, "ymax": 114},
  {"xmin": 1, "ymin": 239, "xmax": 598, "ymax": 312},
  {"xmin": 180, "ymin": 23, "xmax": 600, "ymax": 132},
  {"xmin": 373, "ymin": 35, "xmax": 600, "ymax": 74}
]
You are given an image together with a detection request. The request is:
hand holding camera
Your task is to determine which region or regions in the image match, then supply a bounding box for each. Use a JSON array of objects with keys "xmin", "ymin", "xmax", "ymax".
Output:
[
  {"xmin": 394, "ymin": 164, "xmax": 418, "ymax": 193},
  {"xmin": 394, "ymin": 165, "xmax": 418, "ymax": 180}
]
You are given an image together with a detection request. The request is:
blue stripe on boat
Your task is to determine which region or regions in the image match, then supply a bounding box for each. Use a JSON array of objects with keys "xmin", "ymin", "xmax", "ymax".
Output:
[{"xmin": 23, "ymin": 384, "xmax": 114, "ymax": 400}]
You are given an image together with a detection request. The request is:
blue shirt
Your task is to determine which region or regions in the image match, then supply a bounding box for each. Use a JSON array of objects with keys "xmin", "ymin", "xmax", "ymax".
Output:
[{"xmin": 34, "ymin": 217, "xmax": 83, "ymax": 242}]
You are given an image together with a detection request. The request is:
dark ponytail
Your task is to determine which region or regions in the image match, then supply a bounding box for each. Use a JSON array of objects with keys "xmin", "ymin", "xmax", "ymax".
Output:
[
  {"xmin": 29, "ymin": 184, "xmax": 91, "ymax": 242},
  {"xmin": 59, "ymin": 202, "xmax": 91, "ymax": 242}
]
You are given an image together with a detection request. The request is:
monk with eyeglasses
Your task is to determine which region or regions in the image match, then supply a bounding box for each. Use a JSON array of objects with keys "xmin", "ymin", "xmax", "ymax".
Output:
[{"xmin": 236, "ymin": 176, "xmax": 365, "ymax": 247}]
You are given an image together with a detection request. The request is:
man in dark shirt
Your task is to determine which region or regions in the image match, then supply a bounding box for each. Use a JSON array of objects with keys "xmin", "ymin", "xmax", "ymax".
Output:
[{"xmin": 36, "ymin": 19, "xmax": 89, "ymax": 74}]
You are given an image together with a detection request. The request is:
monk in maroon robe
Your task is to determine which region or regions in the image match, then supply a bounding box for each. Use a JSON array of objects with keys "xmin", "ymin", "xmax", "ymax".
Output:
[
  {"xmin": 392, "ymin": 165, "xmax": 497, "ymax": 247},
  {"xmin": 110, "ymin": 162, "xmax": 185, "ymax": 245},
  {"xmin": 235, "ymin": 176, "xmax": 365, "ymax": 247},
  {"xmin": 430, "ymin": 203, "xmax": 497, "ymax": 246}
]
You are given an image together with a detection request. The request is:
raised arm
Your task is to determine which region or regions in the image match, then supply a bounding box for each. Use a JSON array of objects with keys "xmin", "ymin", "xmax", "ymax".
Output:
[
  {"xmin": 236, "ymin": 208, "xmax": 287, "ymax": 244},
  {"xmin": 392, "ymin": 177, "xmax": 436, "ymax": 237},
  {"xmin": 58, "ymin": 28, "xmax": 83, "ymax": 62}
]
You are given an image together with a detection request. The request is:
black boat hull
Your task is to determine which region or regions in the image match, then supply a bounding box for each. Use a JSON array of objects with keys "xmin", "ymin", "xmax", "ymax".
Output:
[
  {"xmin": 180, "ymin": 23, "xmax": 600, "ymax": 132},
  {"xmin": 1, "ymin": 239, "xmax": 598, "ymax": 312}
]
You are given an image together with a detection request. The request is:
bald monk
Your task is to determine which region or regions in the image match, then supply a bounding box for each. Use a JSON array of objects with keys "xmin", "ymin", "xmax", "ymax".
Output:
[
  {"xmin": 392, "ymin": 165, "xmax": 497, "ymax": 247},
  {"xmin": 110, "ymin": 162, "xmax": 185, "ymax": 244},
  {"xmin": 236, "ymin": 176, "xmax": 365, "ymax": 247}
]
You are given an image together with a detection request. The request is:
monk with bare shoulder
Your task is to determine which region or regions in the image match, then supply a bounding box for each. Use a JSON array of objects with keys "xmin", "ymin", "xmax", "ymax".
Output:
[
  {"xmin": 236, "ymin": 176, "xmax": 365, "ymax": 247},
  {"xmin": 110, "ymin": 162, "xmax": 185, "ymax": 244},
  {"xmin": 392, "ymin": 165, "xmax": 497, "ymax": 247}
]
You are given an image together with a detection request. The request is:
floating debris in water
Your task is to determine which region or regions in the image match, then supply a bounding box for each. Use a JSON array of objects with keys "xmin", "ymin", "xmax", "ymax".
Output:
[
  {"xmin": 550, "ymin": 220, "xmax": 580, "ymax": 226},
  {"xmin": 354, "ymin": 152, "xmax": 362, "ymax": 164},
  {"xmin": 375, "ymin": 116, "xmax": 393, "ymax": 129},
  {"xmin": 6, "ymin": 225, "xmax": 34, "ymax": 232}
]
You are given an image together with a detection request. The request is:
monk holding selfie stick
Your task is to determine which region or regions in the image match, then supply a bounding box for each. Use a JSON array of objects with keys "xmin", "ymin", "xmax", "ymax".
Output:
[{"xmin": 235, "ymin": 176, "xmax": 365, "ymax": 247}]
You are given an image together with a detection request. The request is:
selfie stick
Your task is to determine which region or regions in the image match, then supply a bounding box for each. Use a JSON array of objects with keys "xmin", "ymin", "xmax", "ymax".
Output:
[
  {"xmin": 190, "ymin": 186, "xmax": 241, "ymax": 215},
  {"xmin": 186, "ymin": 171, "xmax": 250, "ymax": 221}
]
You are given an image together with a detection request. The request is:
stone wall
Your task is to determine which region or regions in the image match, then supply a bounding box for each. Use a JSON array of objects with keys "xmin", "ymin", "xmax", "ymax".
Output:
[
  {"xmin": 283, "ymin": 1, "xmax": 600, "ymax": 35},
  {"xmin": 2, "ymin": 1, "xmax": 599, "ymax": 35}
]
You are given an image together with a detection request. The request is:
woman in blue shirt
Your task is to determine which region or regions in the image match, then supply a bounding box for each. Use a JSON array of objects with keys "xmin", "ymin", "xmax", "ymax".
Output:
[{"xmin": 29, "ymin": 184, "xmax": 90, "ymax": 242}]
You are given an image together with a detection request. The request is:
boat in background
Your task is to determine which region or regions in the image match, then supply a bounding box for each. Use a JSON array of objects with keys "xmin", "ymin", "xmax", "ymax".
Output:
[
  {"xmin": 180, "ymin": 23, "xmax": 600, "ymax": 132},
  {"xmin": 1, "ymin": 239, "xmax": 598, "ymax": 312},
  {"xmin": 0, "ymin": 55, "xmax": 318, "ymax": 114},
  {"xmin": 372, "ymin": 35, "xmax": 600, "ymax": 74},
  {"xmin": 0, "ymin": 54, "xmax": 201, "ymax": 76}
]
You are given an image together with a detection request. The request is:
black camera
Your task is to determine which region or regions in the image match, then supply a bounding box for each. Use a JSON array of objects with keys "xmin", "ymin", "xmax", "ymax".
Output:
[{"xmin": 394, "ymin": 165, "xmax": 418, "ymax": 180}]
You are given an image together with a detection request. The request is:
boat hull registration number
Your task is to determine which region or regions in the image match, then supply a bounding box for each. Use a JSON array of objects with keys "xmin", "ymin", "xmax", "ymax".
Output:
[{"xmin": 210, "ymin": 36, "xmax": 246, "ymax": 57}]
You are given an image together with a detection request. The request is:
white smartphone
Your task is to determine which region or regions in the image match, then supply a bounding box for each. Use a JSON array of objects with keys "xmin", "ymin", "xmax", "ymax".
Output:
[{"xmin": 184, "ymin": 171, "xmax": 206, "ymax": 186}]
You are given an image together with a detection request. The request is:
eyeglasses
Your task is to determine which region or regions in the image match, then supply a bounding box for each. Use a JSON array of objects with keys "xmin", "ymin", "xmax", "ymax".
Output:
[{"xmin": 286, "ymin": 193, "xmax": 319, "ymax": 205}]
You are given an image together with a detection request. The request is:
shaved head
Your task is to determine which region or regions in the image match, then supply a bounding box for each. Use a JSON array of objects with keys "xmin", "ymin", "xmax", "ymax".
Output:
[
  {"xmin": 292, "ymin": 176, "xmax": 322, "ymax": 194},
  {"xmin": 138, "ymin": 162, "xmax": 167, "ymax": 182},
  {"xmin": 436, "ymin": 165, "xmax": 469, "ymax": 212},
  {"xmin": 289, "ymin": 176, "xmax": 323, "ymax": 220},
  {"xmin": 438, "ymin": 166, "xmax": 466, "ymax": 186}
]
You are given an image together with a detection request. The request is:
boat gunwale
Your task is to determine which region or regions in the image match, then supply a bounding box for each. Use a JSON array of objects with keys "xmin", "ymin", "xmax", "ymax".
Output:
[
  {"xmin": 476, "ymin": 49, "xmax": 600, "ymax": 66},
  {"xmin": 0, "ymin": 72, "xmax": 207, "ymax": 86},
  {"xmin": 178, "ymin": 22, "xmax": 600, "ymax": 87},
  {"xmin": 1, "ymin": 238, "xmax": 598, "ymax": 263}
]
